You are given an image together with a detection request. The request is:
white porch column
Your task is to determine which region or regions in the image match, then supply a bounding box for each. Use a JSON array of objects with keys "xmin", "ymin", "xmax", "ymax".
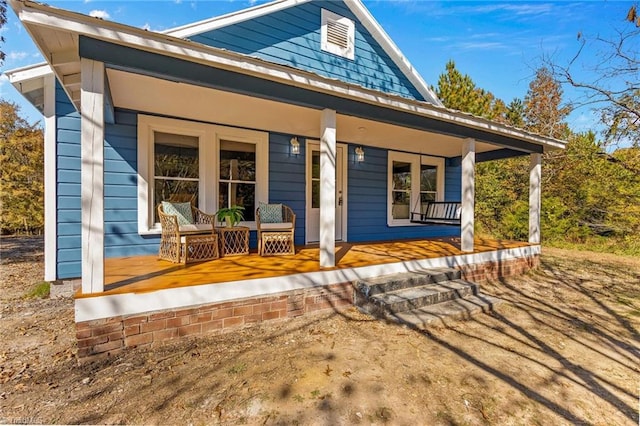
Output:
[
  {"xmin": 43, "ymin": 74, "xmax": 57, "ymax": 282},
  {"xmin": 320, "ymin": 109, "xmax": 336, "ymax": 268},
  {"xmin": 461, "ymin": 138, "xmax": 475, "ymax": 252},
  {"xmin": 80, "ymin": 59, "xmax": 105, "ymax": 293},
  {"xmin": 529, "ymin": 153, "xmax": 542, "ymax": 244}
]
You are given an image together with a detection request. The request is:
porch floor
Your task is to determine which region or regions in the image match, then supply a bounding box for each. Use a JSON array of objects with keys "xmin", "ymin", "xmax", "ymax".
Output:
[{"xmin": 85, "ymin": 237, "xmax": 531, "ymax": 298}]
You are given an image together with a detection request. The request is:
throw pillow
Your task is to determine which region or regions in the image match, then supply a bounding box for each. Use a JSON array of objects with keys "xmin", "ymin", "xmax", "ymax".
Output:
[
  {"xmin": 162, "ymin": 201, "xmax": 194, "ymax": 226},
  {"xmin": 259, "ymin": 202, "xmax": 283, "ymax": 223}
]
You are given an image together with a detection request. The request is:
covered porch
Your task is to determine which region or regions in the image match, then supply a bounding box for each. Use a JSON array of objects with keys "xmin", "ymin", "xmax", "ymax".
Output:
[{"xmin": 94, "ymin": 237, "xmax": 533, "ymax": 297}]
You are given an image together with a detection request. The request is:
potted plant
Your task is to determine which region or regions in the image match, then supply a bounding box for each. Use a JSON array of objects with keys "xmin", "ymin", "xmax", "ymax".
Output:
[{"xmin": 216, "ymin": 205, "xmax": 245, "ymax": 228}]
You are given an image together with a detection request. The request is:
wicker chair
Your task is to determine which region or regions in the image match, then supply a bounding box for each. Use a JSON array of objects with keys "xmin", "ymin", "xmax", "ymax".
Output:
[
  {"xmin": 256, "ymin": 204, "xmax": 296, "ymax": 256},
  {"xmin": 158, "ymin": 204, "xmax": 219, "ymax": 263}
]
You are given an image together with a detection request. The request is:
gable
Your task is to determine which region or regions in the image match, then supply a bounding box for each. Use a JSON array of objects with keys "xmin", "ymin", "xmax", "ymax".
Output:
[{"xmin": 182, "ymin": 0, "xmax": 427, "ymax": 102}]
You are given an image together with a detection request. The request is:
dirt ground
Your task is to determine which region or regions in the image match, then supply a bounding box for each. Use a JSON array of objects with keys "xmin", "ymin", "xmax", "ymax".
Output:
[{"xmin": 0, "ymin": 236, "xmax": 638, "ymax": 425}]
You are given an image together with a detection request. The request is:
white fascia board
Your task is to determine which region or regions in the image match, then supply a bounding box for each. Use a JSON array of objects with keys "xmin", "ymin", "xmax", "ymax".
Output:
[
  {"xmin": 13, "ymin": 0, "xmax": 565, "ymax": 151},
  {"xmin": 164, "ymin": 0, "xmax": 312, "ymax": 38},
  {"xmin": 4, "ymin": 62, "xmax": 52, "ymax": 83},
  {"xmin": 345, "ymin": 0, "xmax": 443, "ymax": 106}
]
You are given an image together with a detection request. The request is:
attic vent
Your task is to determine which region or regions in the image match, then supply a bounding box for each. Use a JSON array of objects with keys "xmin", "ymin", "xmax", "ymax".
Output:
[{"xmin": 321, "ymin": 9, "xmax": 355, "ymax": 60}]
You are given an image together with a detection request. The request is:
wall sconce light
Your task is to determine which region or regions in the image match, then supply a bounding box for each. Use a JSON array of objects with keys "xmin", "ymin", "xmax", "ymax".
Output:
[
  {"xmin": 355, "ymin": 146, "xmax": 365, "ymax": 162},
  {"xmin": 290, "ymin": 137, "xmax": 300, "ymax": 156}
]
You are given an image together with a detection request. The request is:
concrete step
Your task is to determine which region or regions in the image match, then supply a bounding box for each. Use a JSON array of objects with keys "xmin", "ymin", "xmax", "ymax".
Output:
[
  {"xmin": 359, "ymin": 279, "xmax": 477, "ymax": 317},
  {"xmin": 353, "ymin": 268, "xmax": 461, "ymax": 298},
  {"xmin": 369, "ymin": 279, "xmax": 478, "ymax": 314},
  {"xmin": 386, "ymin": 294, "xmax": 503, "ymax": 329}
]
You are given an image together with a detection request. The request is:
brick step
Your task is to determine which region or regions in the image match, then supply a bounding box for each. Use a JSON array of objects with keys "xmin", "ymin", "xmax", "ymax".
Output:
[
  {"xmin": 386, "ymin": 294, "xmax": 503, "ymax": 329},
  {"xmin": 353, "ymin": 268, "xmax": 461, "ymax": 298},
  {"xmin": 359, "ymin": 279, "xmax": 478, "ymax": 316}
]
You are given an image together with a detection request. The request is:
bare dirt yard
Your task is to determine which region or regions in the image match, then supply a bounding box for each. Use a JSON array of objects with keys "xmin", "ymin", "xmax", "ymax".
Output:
[{"xmin": 1, "ymin": 236, "xmax": 639, "ymax": 425}]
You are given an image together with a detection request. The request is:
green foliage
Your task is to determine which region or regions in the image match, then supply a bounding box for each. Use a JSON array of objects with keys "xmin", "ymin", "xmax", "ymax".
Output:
[
  {"xmin": 0, "ymin": 101, "xmax": 44, "ymax": 235},
  {"xmin": 433, "ymin": 60, "xmax": 507, "ymax": 122},
  {"xmin": 435, "ymin": 61, "xmax": 640, "ymax": 251},
  {"xmin": 216, "ymin": 205, "xmax": 245, "ymax": 227},
  {"xmin": 25, "ymin": 282, "xmax": 50, "ymax": 299}
]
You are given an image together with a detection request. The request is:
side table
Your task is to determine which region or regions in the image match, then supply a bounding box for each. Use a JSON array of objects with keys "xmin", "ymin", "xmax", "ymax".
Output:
[{"xmin": 216, "ymin": 226, "xmax": 250, "ymax": 256}]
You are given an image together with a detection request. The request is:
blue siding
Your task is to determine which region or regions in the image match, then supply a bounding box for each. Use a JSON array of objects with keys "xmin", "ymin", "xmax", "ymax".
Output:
[
  {"xmin": 189, "ymin": 1, "xmax": 424, "ymax": 101},
  {"xmin": 268, "ymin": 133, "xmax": 306, "ymax": 245},
  {"xmin": 104, "ymin": 110, "xmax": 160, "ymax": 258},
  {"xmin": 55, "ymin": 83, "xmax": 81, "ymax": 279},
  {"xmin": 347, "ymin": 145, "xmax": 460, "ymax": 242},
  {"xmin": 445, "ymin": 164, "xmax": 462, "ymax": 201}
]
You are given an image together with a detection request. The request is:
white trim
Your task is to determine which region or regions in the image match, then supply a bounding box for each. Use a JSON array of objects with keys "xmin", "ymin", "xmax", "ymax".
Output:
[
  {"xmin": 43, "ymin": 73, "xmax": 57, "ymax": 281},
  {"xmin": 80, "ymin": 59, "xmax": 104, "ymax": 294},
  {"xmin": 529, "ymin": 153, "xmax": 542, "ymax": 244},
  {"xmin": 320, "ymin": 109, "xmax": 337, "ymax": 268},
  {"xmin": 75, "ymin": 244, "xmax": 541, "ymax": 322},
  {"xmin": 461, "ymin": 139, "xmax": 475, "ymax": 252},
  {"xmin": 4, "ymin": 62, "xmax": 52, "ymax": 82},
  {"xmin": 345, "ymin": 0, "xmax": 442, "ymax": 106},
  {"xmin": 321, "ymin": 8, "xmax": 355, "ymax": 60},
  {"xmin": 164, "ymin": 0, "xmax": 312, "ymax": 38},
  {"xmin": 387, "ymin": 151, "xmax": 445, "ymax": 226},
  {"xmin": 12, "ymin": 0, "xmax": 566, "ymax": 152},
  {"xmin": 137, "ymin": 115, "xmax": 268, "ymax": 234}
]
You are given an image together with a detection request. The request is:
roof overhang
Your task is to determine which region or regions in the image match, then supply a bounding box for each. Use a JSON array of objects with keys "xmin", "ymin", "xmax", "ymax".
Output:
[
  {"xmin": 8, "ymin": 0, "xmax": 566, "ymax": 156},
  {"xmin": 4, "ymin": 62, "xmax": 52, "ymax": 113}
]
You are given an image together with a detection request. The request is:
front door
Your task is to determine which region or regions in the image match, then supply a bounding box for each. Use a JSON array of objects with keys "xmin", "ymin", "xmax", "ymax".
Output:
[{"xmin": 306, "ymin": 142, "xmax": 345, "ymax": 243}]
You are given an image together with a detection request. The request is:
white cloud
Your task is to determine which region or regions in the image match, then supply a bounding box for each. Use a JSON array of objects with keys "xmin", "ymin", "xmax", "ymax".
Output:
[
  {"xmin": 89, "ymin": 9, "xmax": 110, "ymax": 20},
  {"xmin": 469, "ymin": 3, "xmax": 554, "ymax": 16},
  {"xmin": 8, "ymin": 51, "xmax": 29, "ymax": 61},
  {"xmin": 142, "ymin": 23, "xmax": 152, "ymax": 31}
]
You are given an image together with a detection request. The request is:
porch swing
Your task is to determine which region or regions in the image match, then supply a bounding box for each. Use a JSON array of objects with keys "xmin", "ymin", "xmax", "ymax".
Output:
[{"xmin": 409, "ymin": 198, "xmax": 462, "ymax": 226}]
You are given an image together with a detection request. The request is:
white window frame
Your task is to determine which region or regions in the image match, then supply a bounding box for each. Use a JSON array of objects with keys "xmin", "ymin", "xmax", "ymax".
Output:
[
  {"xmin": 137, "ymin": 115, "xmax": 268, "ymax": 234},
  {"xmin": 387, "ymin": 152, "xmax": 444, "ymax": 227},
  {"xmin": 321, "ymin": 9, "xmax": 355, "ymax": 60}
]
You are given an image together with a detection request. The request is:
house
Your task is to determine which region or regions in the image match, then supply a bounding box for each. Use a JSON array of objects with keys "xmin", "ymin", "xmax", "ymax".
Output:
[{"xmin": 6, "ymin": 0, "xmax": 565, "ymax": 361}]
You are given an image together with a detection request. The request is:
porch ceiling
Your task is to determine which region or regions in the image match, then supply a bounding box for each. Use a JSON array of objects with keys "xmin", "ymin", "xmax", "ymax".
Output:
[{"xmin": 107, "ymin": 69, "xmax": 498, "ymax": 158}]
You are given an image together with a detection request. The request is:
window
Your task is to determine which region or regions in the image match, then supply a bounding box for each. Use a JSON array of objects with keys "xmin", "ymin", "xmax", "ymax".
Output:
[
  {"xmin": 387, "ymin": 152, "xmax": 445, "ymax": 226},
  {"xmin": 321, "ymin": 9, "xmax": 355, "ymax": 60},
  {"xmin": 138, "ymin": 115, "xmax": 268, "ymax": 233},
  {"xmin": 153, "ymin": 132, "xmax": 200, "ymax": 222},
  {"xmin": 219, "ymin": 140, "xmax": 257, "ymax": 222}
]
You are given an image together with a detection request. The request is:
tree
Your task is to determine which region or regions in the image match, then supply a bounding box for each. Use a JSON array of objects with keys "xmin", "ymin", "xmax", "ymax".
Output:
[
  {"xmin": 0, "ymin": 1, "xmax": 6, "ymax": 65},
  {"xmin": 547, "ymin": 5, "xmax": 639, "ymax": 148},
  {"xmin": 433, "ymin": 60, "xmax": 507, "ymax": 122},
  {"xmin": 0, "ymin": 101, "xmax": 44, "ymax": 235},
  {"xmin": 524, "ymin": 67, "xmax": 571, "ymax": 139}
]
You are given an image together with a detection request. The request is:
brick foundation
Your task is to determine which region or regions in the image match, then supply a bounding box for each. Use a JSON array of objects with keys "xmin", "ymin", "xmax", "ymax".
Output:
[
  {"xmin": 76, "ymin": 282, "xmax": 354, "ymax": 362},
  {"xmin": 459, "ymin": 253, "xmax": 539, "ymax": 282},
  {"xmin": 76, "ymin": 255, "xmax": 538, "ymax": 362}
]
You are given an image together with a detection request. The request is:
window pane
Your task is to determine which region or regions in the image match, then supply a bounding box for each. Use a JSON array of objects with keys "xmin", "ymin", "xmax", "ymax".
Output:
[
  {"xmin": 312, "ymin": 151, "xmax": 320, "ymax": 179},
  {"xmin": 393, "ymin": 161, "xmax": 411, "ymax": 191},
  {"xmin": 219, "ymin": 182, "xmax": 256, "ymax": 222},
  {"xmin": 220, "ymin": 140, "xmax": 256, "ymax": 181},
  {"xmin": 392, "ymin": 191, "xmax": 410, "ymax": 219},
  {"xmin": 154, "ymin": 133, "xmax": 199, "ymax": 179},
  {"xmin": 312, "ymin": 180, "xmax": 320, "ymax": 208},
  {"xmin": 420, "ymin": 164, "xmax": 437, "ymax": 192},
  {"xmin": 154, "ymin": 179, "xmax": 198, "ymax": 222}
]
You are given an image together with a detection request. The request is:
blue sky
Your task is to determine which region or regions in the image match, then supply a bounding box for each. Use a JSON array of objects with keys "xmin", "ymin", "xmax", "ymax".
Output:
[{"xmin": 0, "ymin": 0, "xmax": 632, "ymax": 134}]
